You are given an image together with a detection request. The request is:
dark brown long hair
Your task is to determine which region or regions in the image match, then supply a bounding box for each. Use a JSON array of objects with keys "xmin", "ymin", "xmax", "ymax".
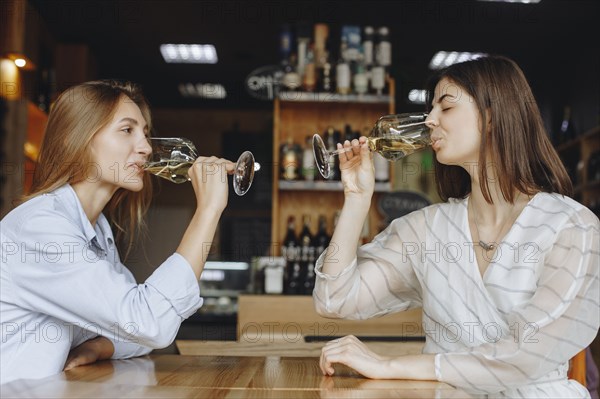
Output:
[
  {"xmin": 426, "ymin": 56, "xmax": 572, "ymax": 203},
  {"xmin": 22, "ymin": 80, "xmax": 153, "ymax": 258}
]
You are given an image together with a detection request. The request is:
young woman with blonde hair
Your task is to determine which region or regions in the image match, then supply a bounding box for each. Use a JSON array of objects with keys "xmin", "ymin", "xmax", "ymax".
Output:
[{"xmin": 1, "ymin": 80, "xmax": 233, "ymax": 383}]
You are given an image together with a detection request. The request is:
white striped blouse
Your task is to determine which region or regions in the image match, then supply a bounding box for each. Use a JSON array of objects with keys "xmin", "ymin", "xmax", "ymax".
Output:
[{"xmin": 314, "ymin": 192, "xmax": 599, "ymax": 398}]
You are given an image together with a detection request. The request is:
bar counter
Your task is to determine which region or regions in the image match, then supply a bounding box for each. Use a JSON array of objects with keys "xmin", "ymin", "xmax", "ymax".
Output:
[{"xmin": 2, "ymin": 354, "xmax": 473, "ymax": 398}]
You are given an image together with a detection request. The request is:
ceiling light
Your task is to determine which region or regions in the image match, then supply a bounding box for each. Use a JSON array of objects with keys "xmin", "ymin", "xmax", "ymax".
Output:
[
  {"xmin": 160, "ymin": 44, "xmax": 218, "ymax": 64},
  {"xmin": 178, "ymin": 83, "xmax": 227, "ymax": 99},
  {"xmin": 408, "ymin": 89, "xmax": 427, "ymax": 105},
  {"xmin": 204, "ymin": 262, "xmax": 249, "ymax": 271},
  {"xmin": 14, "ymin": 58, "xmax": 26, "ymax": 68},
  {"xmin": 478, "ymin": 0, "xmax": 541, "ymax": 3},
  {"xmin": 429, "ymin": 51, "xmax": 487, "ymax": 69}
]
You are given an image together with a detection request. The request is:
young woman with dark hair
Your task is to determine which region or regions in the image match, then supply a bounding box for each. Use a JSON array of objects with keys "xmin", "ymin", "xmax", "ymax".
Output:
[{"xmin": 314, "ymin": 56, "xmax": 599, "ymax": 398}]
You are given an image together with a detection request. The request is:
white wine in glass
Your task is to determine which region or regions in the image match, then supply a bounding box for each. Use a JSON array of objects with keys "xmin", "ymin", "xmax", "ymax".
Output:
[
  {"xmin": 143, "ymin": 137, "xmax": 260, "ymax": 196},
  {"xmin": 312, "ymin": 112, "xmax": 431, "ymax": 179}
]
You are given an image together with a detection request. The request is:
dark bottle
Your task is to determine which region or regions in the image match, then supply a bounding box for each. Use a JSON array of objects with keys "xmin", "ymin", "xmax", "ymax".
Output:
[
  {"xmin": 318, "ymin": 47, "xmax": 334, "ymax": 93},
  {"xmin": 303, "ymin": 247, "xmax": 316, "ymax": 295},
  {"xmin": 282, "ymin": 215, "xmax": 299, "ymax": 262},
  {"xmin": 299, "ymin": 214, "xmax": 314, "ymax": 273},
  {"xmin": 314, "ymin": 215, "xmax": 331, "ymax": 258},
  {"xmin": 282, "ymin": 216, "xmax": 300, "ymax": 295},
  {"xmin": 286, "ymin": 260, "xmax": 302, "ymax": 295},
  {"xmin": 299, "ymin": 214, "xmax": 315, "ymax": 295}
]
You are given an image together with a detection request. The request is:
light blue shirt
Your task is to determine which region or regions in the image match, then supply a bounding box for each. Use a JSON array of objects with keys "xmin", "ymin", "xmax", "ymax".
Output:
[{"xmin": 0, "ymin": 184, "xmax": 203, "ymax": 383}]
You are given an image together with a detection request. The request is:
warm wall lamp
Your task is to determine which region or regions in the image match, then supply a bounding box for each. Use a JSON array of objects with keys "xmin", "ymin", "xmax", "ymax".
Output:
[{"xmin": 4, "ymin": 53, "xmax": 36, "ymax": 71}]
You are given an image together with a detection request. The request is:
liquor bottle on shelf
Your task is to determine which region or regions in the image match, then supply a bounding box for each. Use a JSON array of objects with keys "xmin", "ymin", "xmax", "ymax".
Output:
[
  {"xmin": 302, "ymin": 45, "xmax": 317, "ymax": 92},
  {"xmin": 371, "ymin": 65, "xmax": 385, "ymax": 95},
  {"xmin": 282, "ymin": 216, "xmax": 300, "ymax": 295},
  {"xmin": 372, "ymin": 26, "xmax": 391, "ymax": 95},
  {"xmin": 303, "ymin": 247, "xmax": 316, "ymax": 295},
  {"xmin": 362, "ymin": 26, "xmax": 375, "ymax": 71},
  {"xmin": 336, "ymin": 37, "xmax": 351, "ymax": 95},
  {"xmin": 296, "ymin": 23, "xmax": 311, "ymax": 79},
  {"xmin": 342, "ymin": 25, "xmax": 361, "ymax": 85},
  {"xmin": 353, "ymin": 57, "xmax": 368, "ymax": 95},
  {"xmin": 299, "ymin": 214, "xmax": 315, "ymax": 295},
  {"xmin": 280, "ymin": 136, "xmax": 300, "ymax": 180},
  {"xmin": 282, "ymin": 215, "xmax": 299, "ymax": 263},
  {"xmin": 314, "ymin": 214, "xmax": 331, "ymax": 257},
  {"xmin": 318, "ymin": 43, "xmax": 334, "ymax": 93},
  {"xmin": 286, "ymin": 259, "xmax": 302, "ymax": 295},
  {"xmin": 302, "ymin": 135, "xmax": 316, "ymax": 181},
  {"xmin": 375, "ymin": 26, "xmax": 391, "ymax": 76},
  {"xmin": 282, "ymin": 53, "xmax": 301, "ymax": 91},
  {"xmin": 313, "ymin": 23, "xmax": 329, "ymax": 72},
  {"xmin": 299, "ymin": 214, "xmax": 314, "ymax": 251}
]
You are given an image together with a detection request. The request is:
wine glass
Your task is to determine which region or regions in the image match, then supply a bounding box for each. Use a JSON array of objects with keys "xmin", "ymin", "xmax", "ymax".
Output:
[
  {"xmin": 312, "ymin": 112, "xmax": 431, "ymax": 179},
  {"xmin": 143, "ymin": 137, "xmax": 260, "ymax": 196}
]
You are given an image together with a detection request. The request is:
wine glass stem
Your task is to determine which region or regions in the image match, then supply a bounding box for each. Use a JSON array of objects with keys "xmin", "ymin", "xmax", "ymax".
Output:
[{"xmin": 327, "ymin": 139, "xmax": 374, "ymax": 157}]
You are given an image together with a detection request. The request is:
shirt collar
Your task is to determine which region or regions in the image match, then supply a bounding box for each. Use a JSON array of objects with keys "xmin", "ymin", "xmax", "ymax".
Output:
[{"xmin": 52, "ymin": 184, "xmax": 98, "ymax": 244}]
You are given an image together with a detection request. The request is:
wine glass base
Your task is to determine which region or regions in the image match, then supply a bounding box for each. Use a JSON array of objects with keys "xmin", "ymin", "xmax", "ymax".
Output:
[
  {"xmin": 312, "ymin": 134, "xmax": 331, "ymax": 179},
  {"xmin": 233, "ymin": 151, "xmax": 255, "ymax": 196}
]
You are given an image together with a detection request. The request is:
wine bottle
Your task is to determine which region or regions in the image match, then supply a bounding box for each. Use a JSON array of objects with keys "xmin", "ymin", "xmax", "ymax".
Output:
[
  {"xmin": 282, "ymin": 216, "xmax": 300, "ymax": 295},
  {"xmin": 336, "ymin": 37, "xmax": 351, "ymax": 95},
  {"xmin": 362, "ymin": 26, "xmax": 375, "ymax": 69},
  {"xmin": 303, "ymin": 248, "xmax": 316, "ymax": 295},
  {"xmin": 299, "ymin": 214, "xmax": 314, "ymax": 295},
  {"xmin": 314, "ymin": 214, "xmax": 331, "ymax": 257},
  {"xmin": 299, "ymin": 214, "xmax": 314, "ymax": 261},
  {"xmin": 375, "ymin": 26, "xmax": 391, "ymax": 74},
  {"xmin": 302, "ymin": 45, "xmax": 316, "ymax": 92},
  {"xmin": 302, "ymin": 135, "xmax": 316, "ymax": 181},
  {"xmin": 281, "ymin": 137, "xmax": 300, "ymax": 180},
  {"xmin": 282, "ymin": 215, "xmax": 299, "ymax": 263}
]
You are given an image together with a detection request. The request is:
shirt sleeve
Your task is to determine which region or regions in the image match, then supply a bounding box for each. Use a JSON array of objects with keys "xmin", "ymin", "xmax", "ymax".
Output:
[
  {"xmin": 313, "ymin": 209, "xmax": 425, "ymax": 320},
  {"xmin": 5, "ymin": 210, "xmax": 203, "ymax": 350},
  {"xmin": 69, "ymin": 325, "xmax": 152, "ymax": 359},
  {"xmin": 109, "ymin": 338, "xmax": 153, "ymax": 359},
  {"xmin": 436, "ymin": 208, "xmax": 600, "ymax": 393}
]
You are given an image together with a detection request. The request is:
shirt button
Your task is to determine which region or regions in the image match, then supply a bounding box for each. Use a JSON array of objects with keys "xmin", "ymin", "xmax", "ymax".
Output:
[{"xmin": 107, "ymin": 238, "xmax": 114, "ymax": 247}]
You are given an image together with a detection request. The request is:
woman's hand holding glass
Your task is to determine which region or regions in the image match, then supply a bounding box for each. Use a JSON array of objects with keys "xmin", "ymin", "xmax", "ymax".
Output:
[
  {"xmin": 187, "ymin": 156, "xmax": 235, "ymax": 213},
  {"xmin": 338, "ymin": 137, "xmax": 375, "ymax": 200}
]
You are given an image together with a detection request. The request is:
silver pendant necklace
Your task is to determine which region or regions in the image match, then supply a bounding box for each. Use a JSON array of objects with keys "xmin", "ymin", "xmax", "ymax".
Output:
[{"xmin": 469, "ymin": 198, "xmax": 516, "ymax": 252}]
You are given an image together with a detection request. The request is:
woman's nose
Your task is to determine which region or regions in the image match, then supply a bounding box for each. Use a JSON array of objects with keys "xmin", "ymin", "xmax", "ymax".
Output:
[
  {"xmin": 138, "ymin": 137, "xmax": 152, "ymax": 155},
  {"xmin": 425, "ymin": 117, "xmax": 439, "ymax": 128}
]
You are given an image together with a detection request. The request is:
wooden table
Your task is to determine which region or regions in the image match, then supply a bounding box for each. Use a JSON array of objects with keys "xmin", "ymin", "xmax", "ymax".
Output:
[{"xmin": 2, "ymin": 354, "xmax": 473, "ymax": 398}]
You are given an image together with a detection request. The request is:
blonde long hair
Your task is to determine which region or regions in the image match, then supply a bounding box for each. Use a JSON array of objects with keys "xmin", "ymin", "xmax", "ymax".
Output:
[{"xmin": 23, "ymin": 80, "xmax": 154, "ymax": 257}]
